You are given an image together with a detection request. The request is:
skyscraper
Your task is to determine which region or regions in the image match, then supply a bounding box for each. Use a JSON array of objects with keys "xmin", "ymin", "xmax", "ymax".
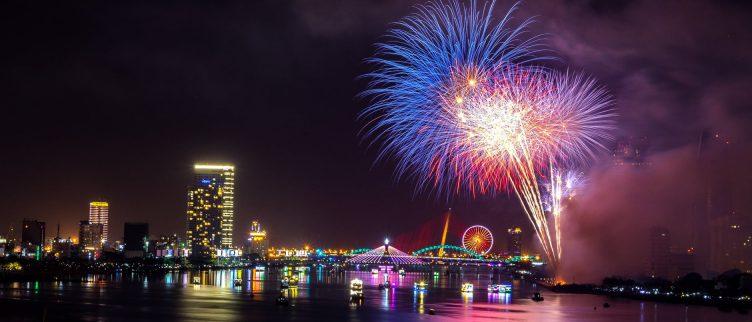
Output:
[
  {"xmin": 21, "ymin": 219, "xmax": 45, "ymax": 248},
  {"xmin": 649, "ymin": 226, "xmax": 671, "ymax": 279},
  {"xmin": 507, "ymin": 227, "xmax": 522, "ymax": 257},
  {"xmin": 89, "ymin": 201, "xmax": 110, "ymax": 244},
  {"xmin": 124, "ymin": 222, "xmax": 149, "ymax": 258},
  {"xmin": 246, "ymin": 220, "xmax": 268, "ymax": 258},
  {"xmin": 186, "ymin": 163, "xmax": 235, "ymax": 257},
  {"xmin": 78, "ymin": 220, "xmax": 103, "ymax": 251},
  {"xmin": 612, "ymin": 136, "xmax": 650, "ymax": 167}
]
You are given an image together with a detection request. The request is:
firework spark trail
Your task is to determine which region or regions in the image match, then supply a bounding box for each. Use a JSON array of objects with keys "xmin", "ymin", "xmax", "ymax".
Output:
[
  {"xmin": 360, "ymin": 0, "xmax": 548, "ymax": 198},
  {"xmin": 360, "ymin": 0, "xmax": 615, "ymax": 268},
  {"xmin": 546, "ymin": 167, "xmax": 585, "ymax": 261}
]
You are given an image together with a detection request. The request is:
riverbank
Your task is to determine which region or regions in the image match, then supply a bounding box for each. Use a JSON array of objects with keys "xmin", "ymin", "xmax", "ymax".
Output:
[{"xmin": 545, "ymin": 282, "xmax": 752, "ymax": 314}]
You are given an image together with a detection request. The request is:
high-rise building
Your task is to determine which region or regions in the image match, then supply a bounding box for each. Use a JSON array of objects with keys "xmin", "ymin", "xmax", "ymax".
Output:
[
  {"xmin": 21, "ymin": 219, "xmax": 45, "ymax": 248},
  {"xmin": 612, "ymin": 136, "xmax": 650, "ymax": 167},
  {"xmin": 78, "ymin": 220, "xmax": 103, "ymax": 251},
  {"xmin": 123, "ymin": 222, "xmax": 149, "ymax": 258},
  {"xmin": 246, "ymin": 220, "xmax": 268, "ymax": 258},
  {"xmin": 648, "ymin": 226, "xmax": 671, "ymax": 279},
  {"xmin": 507, "ymin": 227, "xmax": 522, "ymax": 257},
  {"xmin": 671, "ymin": 250, "xmax": 695, "ymax": 279},
  {"xmin": 186, "ymin": 163, "xmax": 235, "ymax": 257},
  {"xmin": 89, "ymin": 201, "xmax": 110, "ymax": 244}
]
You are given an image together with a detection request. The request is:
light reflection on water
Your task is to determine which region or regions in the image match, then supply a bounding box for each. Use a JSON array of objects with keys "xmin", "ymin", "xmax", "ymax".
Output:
[{"xmin": 0, "ymin": 268, "xmax": 749, "ymax": 322}]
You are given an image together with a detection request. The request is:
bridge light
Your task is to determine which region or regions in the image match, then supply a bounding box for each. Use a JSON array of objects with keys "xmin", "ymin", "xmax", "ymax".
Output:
[{"xmin": 384, "ymin": 238, "xmax": 390, "ymax": 245}]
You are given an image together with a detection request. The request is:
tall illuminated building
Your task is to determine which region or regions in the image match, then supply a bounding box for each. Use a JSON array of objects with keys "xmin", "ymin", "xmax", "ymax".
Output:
[
  {"xmin": 78, "ymin": 220, "xmax": 103, "ymax": 251},
  {"xmin": 246, "ymin": 221, "xmax": 268, "ymax": 258},
  {"xmin": 507, "ymin": 227, "xmax": 522, "ymax": 257},
  {"xmin": 186, "ymin": 163, "xmax": 235, "ymax": 257},
  {"xmin": 89, "ymin": 201, "xmax": 110, "ymax": 244}
]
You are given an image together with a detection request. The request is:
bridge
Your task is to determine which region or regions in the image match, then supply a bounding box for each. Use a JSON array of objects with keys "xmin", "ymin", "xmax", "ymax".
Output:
[{"xmin": 411, "ymin": 244, "xmax": 484, "ymax": 259}]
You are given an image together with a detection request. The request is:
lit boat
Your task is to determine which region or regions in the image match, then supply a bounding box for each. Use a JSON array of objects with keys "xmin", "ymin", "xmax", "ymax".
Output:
[
  {"xmin": 350, "ymin": 279, "xmax": 364, "ymax": 300},
  {"xmin": 414, "ymin": 281, "xmax": 428, "ymax": 292},
  {"xmin": 487, "ymin": 283, "xmax": 512, "ymax": 293},
  {"xmin": 234, "ymin": 278, "xmax": 243, "ymax": 287},
  {"xmin": 379, "ymin": 273, "xmax": 392, "ymax": 289},
  {"xmin": 276, "ymin": 294, "xmax": 290, "ymax": 306},
  {"xmin": 281, "ymin": 276, "xmax": 298, "ymax": 288},
  {"xmin": 398, "ymin": 269, "xmax": 406, "ymax": 276},
  {"xmin": 254, "ymin": 266, "xmax": 266, "ymax": 271},
  {"xmin": 371, "ymin": 268, "xmax": 379, "ymax": 275},
  {"xmin": 192, "ymin": 276, "xmax": 201, "ymax": 285},
  {"xmin": 461, "ymin": 283, "xmax": 474, "ymax": 293},
  {"xmin": 532, "ymin": 292, "xmax": 544, "ymax": 301},
  {"xmin": 284, "ymin": 275, "xmax": 299, "ymax": 287}
]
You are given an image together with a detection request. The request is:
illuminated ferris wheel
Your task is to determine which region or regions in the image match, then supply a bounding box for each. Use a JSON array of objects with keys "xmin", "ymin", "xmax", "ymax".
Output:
[{"xmin": 462, "ymin": 225, "xmax": 494, "ymax": 254}]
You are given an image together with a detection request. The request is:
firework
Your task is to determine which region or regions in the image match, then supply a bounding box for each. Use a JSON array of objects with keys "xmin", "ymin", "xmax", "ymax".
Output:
[
  {"xmin": 360, "ymin": 0, "xmax": 546, "ymax": 196},
  {"xmin": 360, "ymin": 0, "xmax": 614, "ymax": 267},
  {"xmin": 545, "ymin": 167, "xmax": 585, "ymax": 261}
]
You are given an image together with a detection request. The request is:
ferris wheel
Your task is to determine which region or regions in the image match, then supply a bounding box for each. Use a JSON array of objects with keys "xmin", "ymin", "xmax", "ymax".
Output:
[{"xmin": 462, "ymin": 225, "xmax": 494, "ymax": 254}]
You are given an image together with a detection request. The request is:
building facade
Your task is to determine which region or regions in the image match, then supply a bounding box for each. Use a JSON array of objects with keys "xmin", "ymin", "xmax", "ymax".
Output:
[
  {"xmin": 246, "ymin": 220, "xmax": 268, "ymax": 258},
  {"xmin": 507, "ymin": 227, "xmax": 522, "ymax": 257},
  {"xmin": 89, "ymin": 201, "xmax": 110, "ymax": 244},
  {"xmin": 648, "ymin": 226, "xmax": 672, "ymax": 278},
  {"xmin": 124, "ymin": 222, "xmax": 149, "ymax": 258},
  {"xmin": 21, "ymin": 219, "xmax": 46, "ymax": 248},
  {"xmin": 78, "ymin": 220, "xmax": 103, "ymax": 251},
  {"xmin": 186, "ymin": 163, "xmax": 235, "ymax": 257}
]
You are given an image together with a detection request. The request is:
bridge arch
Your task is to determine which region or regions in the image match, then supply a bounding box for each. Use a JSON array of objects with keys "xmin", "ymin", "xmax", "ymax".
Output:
[{"xmin": 412, "ymin": 244, "xmax": 483, "ymax": 259}]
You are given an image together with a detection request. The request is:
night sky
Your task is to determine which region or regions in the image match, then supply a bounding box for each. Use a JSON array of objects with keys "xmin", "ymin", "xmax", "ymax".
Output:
[{"xmin": 2, "ymin": 0, "xmax": 751, "ymax": 268}]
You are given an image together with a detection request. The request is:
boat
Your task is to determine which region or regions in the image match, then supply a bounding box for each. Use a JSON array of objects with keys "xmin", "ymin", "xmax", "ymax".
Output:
[
  {"xmin": 280, "ymin": 276, "xmax": 296, "ymax": 289},
  {"xmin": 280, "ymin": 276, "xmax": 299, "ymax": 288},
  {"xmin": 414, "ymin": 281, "xmax": 428, "ymax": 292},
  {"xmin": 254, "ymin": 266, "xmax": 266, "ymax": 272},
  {"xmin": 192, "ymin": 276, "xmax": 201, "ymax": 285},
  {"xmin": 487, "ymin": 283, "xmax": 512, "ymax": 293},
  {"xmin": 371, "ymin": 268, "xmax": 379, "ymax": 275},
  {"xmin": 233, "ymin": 278, "xmax": 243, "ymax": 287},
  {"xmin": 532, "ymin": 292, "xmax": 544, "ymax": 302},
  {"xmin": 461, "ymin": 283, "xmax": 474, "ymax": 293},
  {"xmin": 350, "ymin": 279, "xmax": 364, "ymax": 301},
  {"xmin": 398, "ymin": 269, "xmax": 406, "ymax": 276},
  {"xmin": 378, "ymin": 273, "xmax": 392, "ymax": 290},
  {"xmin": 276, "ymin": 294, "xmax": 290, "ymax": 306}
]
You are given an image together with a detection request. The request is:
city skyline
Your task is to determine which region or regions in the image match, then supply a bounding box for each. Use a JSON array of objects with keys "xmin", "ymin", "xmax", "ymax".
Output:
[
  {"xmin": 1, "ymin": 0, "xmax": 751, "ymax": 281},
  {"xmin": 2, "ymin": 2, "xmax": 752, "ymax": 320}
]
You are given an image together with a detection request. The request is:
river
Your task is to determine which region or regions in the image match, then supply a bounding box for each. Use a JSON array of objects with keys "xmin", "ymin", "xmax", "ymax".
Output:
[{"xmin": 0, "ymin": 267, "xmax": 748, "ymax": 321}]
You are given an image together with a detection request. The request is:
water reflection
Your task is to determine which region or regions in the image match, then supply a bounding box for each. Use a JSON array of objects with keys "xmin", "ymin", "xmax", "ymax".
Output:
[
  {"xmin": 0, "ymin": 268, "xmax": 742, "ymax": 322},
  {"xmin": 487, "ymin": 292, "xmax": 511, "ymax": 304},
  {"xmin": 461, "ymin": 291, "xmax": 473, "ymax": 304},
  {"xmin": 413, "ymin": 289, "xmax": 426, "ymax": 314}
]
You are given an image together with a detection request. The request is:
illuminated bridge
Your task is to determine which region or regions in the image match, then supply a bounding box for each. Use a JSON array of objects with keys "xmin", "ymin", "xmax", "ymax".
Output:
[
  {"xmin": 346, "ymin": 239, "xmax": 423, "ymax": 265},
  {"xmin": 411, "ymin": 244, "xmax": 484, "ymax": 260}
]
